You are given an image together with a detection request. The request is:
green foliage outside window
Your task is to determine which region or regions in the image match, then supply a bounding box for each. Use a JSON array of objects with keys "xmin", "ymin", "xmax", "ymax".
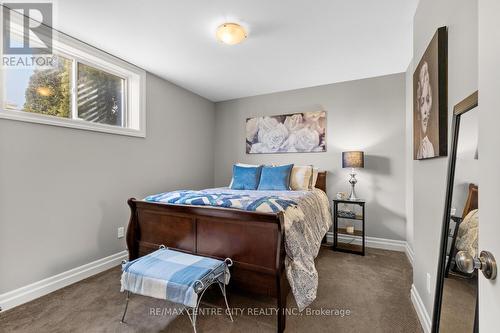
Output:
[{"xmin": 23, "ymin": 56, "xmax": 72, "ymax": 118}]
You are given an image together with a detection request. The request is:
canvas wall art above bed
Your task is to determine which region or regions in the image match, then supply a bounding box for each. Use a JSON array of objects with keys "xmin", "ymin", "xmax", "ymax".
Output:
[{"xmin": 246, "ymin": 111, "xmax": 326, "ymax": 154}]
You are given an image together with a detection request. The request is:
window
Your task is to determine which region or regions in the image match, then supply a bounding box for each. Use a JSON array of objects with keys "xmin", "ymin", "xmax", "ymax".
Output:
[
  {"xmin": 0, "ymin": 14, "xmax": 146, "ymax": 137},
  {"xmin": 77, "ymin": 63, "xmax": 125, "ymax": 126},
  {"xmin": 4, "ymin": 55, "xmax": 72, "ymax": 118}
]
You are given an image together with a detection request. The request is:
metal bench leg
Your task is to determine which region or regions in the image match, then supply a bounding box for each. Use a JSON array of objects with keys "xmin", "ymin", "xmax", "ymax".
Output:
[
  {"xmin": 188, "ymin": 286, "xmax": 211, "ymax": 333},
  {"xmin": 120, "ymin": 291, "xmax": 130, "ymax": 324},
  {"xmin": 185, "ymin": 308, "xmax": 198, "ymax": 333},
  {"xmin": 218, "ymin": 282, "xmax": 233, "ymax": 322}
]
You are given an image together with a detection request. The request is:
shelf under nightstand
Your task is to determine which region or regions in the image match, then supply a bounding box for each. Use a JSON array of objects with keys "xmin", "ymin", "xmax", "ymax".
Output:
[{"xmin": 332, "ymin": 199, "xmax": 366, "ymax": 256}]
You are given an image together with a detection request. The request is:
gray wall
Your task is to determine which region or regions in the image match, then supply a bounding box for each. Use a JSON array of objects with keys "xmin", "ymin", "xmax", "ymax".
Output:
[
  {"xmin": 214, "ymin": 73, "xmax": 407, "ymax": 241},
  {"xmin": 0, "ymin": 73, "xmax": 215, "ymax": 293},
  {"xmin": 409, "ymin": 0, "xmax": 478, "ymax": 315},
  {"xmin": 405, "ymin": 63, "xmax": 415, "ymax": 252}
]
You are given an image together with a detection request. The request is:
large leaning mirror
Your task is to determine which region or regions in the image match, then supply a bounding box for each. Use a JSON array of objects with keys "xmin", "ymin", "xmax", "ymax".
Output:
[{"xmin": 432, "ymin": 91, "xmax": 478, "ymax": 333}]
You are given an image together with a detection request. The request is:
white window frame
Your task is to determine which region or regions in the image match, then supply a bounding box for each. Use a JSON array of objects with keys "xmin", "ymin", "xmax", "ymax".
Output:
[{"xmin": 0, "ymin": 14, "xmax": 147, "ymax": 138}]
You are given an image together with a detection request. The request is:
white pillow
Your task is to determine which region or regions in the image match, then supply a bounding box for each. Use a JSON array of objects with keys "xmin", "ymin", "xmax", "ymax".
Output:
[
  {"xmin": 290, "ymin": 165, "xmax": 314, "ymax": 191},
  {"xmin": 229, "ymin": 163, "xmax": 261, "ymax": 187},
  {"xmin": 310, "ymin": 168, "xmax": 319, "ymax": 189}
]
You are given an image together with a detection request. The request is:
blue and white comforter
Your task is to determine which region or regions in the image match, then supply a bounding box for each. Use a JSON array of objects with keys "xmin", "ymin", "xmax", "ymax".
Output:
[
  {"xmin": 145, "ymin": 189, "xmax": 298, "ymax": 213},
  {"xmin": 144, "ymin": 187, "xmax": 332, "ymax": 311}
]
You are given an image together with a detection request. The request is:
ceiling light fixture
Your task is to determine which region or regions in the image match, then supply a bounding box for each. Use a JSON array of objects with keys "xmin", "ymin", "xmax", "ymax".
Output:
[{"xmin": 216, "ymin": 23, "xmax": 247, "ymax": 45}]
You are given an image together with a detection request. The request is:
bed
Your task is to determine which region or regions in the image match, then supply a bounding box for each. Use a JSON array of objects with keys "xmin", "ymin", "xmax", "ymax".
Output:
[
  {"xmin": 445, "ymin": 183, "xmax": 478, "ymax": 277},
  {"xmin": 125, "ymin": 171, "xmax": 329, "ymax": 333}
]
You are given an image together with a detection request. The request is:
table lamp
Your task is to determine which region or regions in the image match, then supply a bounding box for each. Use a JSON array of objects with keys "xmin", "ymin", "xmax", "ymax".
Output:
[{"xmin": 342, "ymin": 151, "xmax": 364, "ymax": 201}]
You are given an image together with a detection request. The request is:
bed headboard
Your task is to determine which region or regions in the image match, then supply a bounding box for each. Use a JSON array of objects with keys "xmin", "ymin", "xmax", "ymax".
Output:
[
  {"xmin": 315, "ymin": 171, "xmax": 327, "ymax": 194},
  {"xmin": 462, "ymin": 183, "xmax": 478, "ymax": 218}
]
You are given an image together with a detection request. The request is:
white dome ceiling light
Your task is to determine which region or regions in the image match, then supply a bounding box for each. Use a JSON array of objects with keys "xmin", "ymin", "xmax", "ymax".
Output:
[{"xmin": 216, "ymin": 23, "xmax": 247, "ymax": 45}]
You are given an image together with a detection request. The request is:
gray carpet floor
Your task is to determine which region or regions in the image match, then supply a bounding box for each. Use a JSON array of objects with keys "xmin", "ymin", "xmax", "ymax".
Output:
[
  {"xmin": 0, "ymin": 247, "xmax": 422, "ymax": 333},
  {"xmin": 440, "ymin": 274, "xmax": 477, "ymax": 333}
]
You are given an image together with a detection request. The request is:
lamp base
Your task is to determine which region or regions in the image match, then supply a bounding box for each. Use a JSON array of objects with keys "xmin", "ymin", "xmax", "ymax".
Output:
[
  {"xmin": 348, "ymin": 189, "xmax": 358, "ymax": 201},
  {"xmin": 348, "ymin": 169, "xmax": 358, "ymax": 201}
]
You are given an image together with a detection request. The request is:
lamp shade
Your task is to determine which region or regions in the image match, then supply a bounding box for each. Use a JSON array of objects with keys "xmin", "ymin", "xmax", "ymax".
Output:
[{"xmin": 342, "ymin": 151, "xmax": 364, "ymax": 168}]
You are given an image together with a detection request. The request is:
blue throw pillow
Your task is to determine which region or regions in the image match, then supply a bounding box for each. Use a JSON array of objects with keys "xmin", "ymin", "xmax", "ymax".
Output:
[
  {"xmin": 230, "ymin": 165, "xmax": 263, "ymax": 190},
  {"xmin": 257, "ymin": 164, "xmax": 294, "ymax": 191}
]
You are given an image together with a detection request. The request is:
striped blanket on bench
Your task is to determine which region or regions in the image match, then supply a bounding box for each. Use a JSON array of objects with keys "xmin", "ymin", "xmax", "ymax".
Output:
[{"xmin": 121, "ymin": 248, "xmax": 229, "ymax": 308}]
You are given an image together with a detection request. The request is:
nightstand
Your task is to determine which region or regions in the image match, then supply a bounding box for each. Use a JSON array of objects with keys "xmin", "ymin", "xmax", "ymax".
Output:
[{"xmin": 332, "ymin": 199, "xmax": 366, "ymax": 256}]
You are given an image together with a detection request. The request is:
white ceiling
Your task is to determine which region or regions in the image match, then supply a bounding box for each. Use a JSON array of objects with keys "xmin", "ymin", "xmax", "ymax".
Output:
[{"xmin": 51, "ymin": 0, "xmax": 417, "ymax": 102}]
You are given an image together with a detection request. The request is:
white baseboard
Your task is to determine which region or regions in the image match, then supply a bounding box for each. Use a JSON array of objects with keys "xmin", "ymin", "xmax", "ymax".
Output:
[
  {"xmin": 405, "ymin": 243, "xmax": 415, "ymax": 267},
  {"xmin": 325, "ymin": 232, "xmax": 415, "ymax": 269},
  {"xmin": 0, "ymin": 250, "xmax": 127, "ymax": 312},
  {"xmin": 326, "ymin": 231, "xmax": 408, "ymax": 253},
  {"xmin": 410, "ymin": 284, "xmax": 432, "ymax": 333}
]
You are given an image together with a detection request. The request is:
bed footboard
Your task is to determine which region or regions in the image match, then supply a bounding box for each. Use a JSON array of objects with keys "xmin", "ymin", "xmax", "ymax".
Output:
[{"xmin": 126, "ymin": 198, "xmax": 289, "ymax": 332}]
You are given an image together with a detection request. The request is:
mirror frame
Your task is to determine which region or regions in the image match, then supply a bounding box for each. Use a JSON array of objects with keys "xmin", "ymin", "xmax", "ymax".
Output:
[{"xmin": 432, "ymin": 91, "xmax": 479, "ymax": 333}]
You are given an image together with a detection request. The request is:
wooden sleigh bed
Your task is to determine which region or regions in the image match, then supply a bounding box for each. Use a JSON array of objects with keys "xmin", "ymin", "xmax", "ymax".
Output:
[
  {"xmin": 125, "ymin": 171, "xmax": 327, "ymax": 333},
  {"xmin": 445, "ymin": 183, "xmax": 478, "ymax": 277}
]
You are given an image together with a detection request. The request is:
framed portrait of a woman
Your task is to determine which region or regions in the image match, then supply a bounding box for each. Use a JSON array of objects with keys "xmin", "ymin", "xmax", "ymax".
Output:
[{"xmin": 413, "ymin": 27, "xmax": 448, "ymax": 160}]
